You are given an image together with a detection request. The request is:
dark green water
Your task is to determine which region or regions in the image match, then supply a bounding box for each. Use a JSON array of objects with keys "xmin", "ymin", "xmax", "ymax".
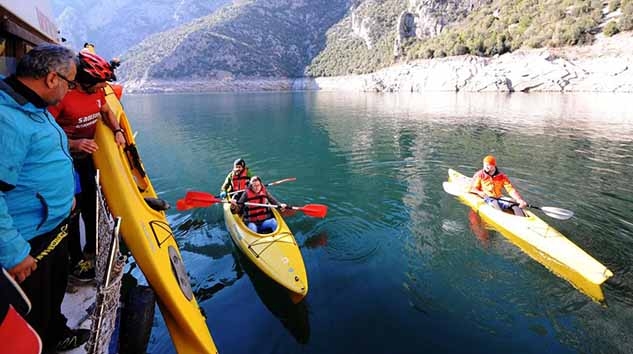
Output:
[{"xmin": 122, "ymin": 92, "xmax": 633, "ymax": 354}]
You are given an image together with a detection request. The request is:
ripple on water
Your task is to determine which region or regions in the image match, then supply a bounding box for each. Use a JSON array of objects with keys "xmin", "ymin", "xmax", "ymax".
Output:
[{"xmin": 322, "ymin": 216, "xmax": 392, "ymax": 263}]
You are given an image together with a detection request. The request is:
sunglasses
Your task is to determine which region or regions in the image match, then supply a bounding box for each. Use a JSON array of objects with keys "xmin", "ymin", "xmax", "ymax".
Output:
[{"xmin": 56, "ymin": 72, "xmax": 77, "ymax": 89}]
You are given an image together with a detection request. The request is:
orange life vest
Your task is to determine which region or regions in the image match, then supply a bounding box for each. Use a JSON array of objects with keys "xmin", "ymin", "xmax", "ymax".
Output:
[
  {"xmin": 244, "ymin": 186, "xmax": 273, "ymax": 223},
  {"xmin": 231, "ymin": 167, "xmax": 249, "ymax": 191},
  {"xmin": 471, "ymin": 169, "xmax": 521, "ymax": 199}
]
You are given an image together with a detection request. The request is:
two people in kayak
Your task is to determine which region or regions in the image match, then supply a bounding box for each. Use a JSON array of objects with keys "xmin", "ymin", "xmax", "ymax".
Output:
[
  {"xmin": 470, "ymin": 155, "xmax": 527, "ymax": 217},
  {"xmin": 222, "ymin": 160, "xmax": 287, "ymax": 233}
]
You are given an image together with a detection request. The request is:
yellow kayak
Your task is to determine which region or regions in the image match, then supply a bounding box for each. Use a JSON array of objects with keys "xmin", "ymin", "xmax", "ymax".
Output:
[
  {"xmin": 443, "ymin": 168, "xmax": 613, "ymax": 302},
  {"xmin": 93, "ymin": 85, "xmax": 218, "ymax": 353},
  {"xmin": 223, "ymin": 203, "xmax": 308, "ymax": 303}
]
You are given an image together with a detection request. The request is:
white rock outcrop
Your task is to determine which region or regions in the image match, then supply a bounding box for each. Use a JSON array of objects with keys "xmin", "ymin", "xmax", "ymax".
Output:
[
  {"xmin": 295, "ymin": 33, "xmax": 633, "ymax": 93},
  {"xmin": 124, "ymin": 32, "xmax": 633, "ymax": 93}
]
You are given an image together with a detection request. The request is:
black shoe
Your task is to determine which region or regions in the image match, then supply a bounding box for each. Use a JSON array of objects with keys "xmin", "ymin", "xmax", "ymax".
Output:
[
  {"xmin": 69, "ymin": 259, "xmax": 95, "ymax": 283},
  {"xmin": 55, "ymin": 328, "xmax": 90, "ymax": 351}
]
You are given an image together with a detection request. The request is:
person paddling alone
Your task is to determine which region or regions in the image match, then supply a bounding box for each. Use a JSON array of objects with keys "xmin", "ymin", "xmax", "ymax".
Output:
[
  {"xmin": 470, "ymin": 155, "xmax": 527, "ymax": 217},
  {"xmin": 232, "ymin": 176, "xmax": 287, "ymax": 233}
]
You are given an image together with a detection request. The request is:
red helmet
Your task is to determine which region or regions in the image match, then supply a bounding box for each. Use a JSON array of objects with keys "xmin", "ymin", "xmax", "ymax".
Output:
[{"xmin": 76, "ymin": 51, "xmax": 115, "ymax": 84}]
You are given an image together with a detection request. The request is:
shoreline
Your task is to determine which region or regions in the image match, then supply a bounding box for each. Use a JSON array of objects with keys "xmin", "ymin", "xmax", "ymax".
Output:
[{"xmin": 122, "ymin": 32, "xmax": 633, "ymax": 94}]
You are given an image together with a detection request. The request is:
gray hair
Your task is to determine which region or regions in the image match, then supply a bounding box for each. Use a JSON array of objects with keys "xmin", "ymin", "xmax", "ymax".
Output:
[{"xmin": 16, "ymin": 44, "xmax": 76, "ymax": 79}]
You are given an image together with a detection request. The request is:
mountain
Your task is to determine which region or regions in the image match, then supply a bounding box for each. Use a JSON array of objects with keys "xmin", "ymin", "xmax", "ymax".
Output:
[
  {"xmin": 117, "ymin": 0, "xmax": 351, "ymax": 82},
  {"xmin": 52, "ymin": 0, "xmax": 232, "ymax": 59},
  {"xmin": 53, "ymin": 0, "xmax": 633, "ymax": 90},
  {"xmin": 117, "ymin": 0, "xmax": 490, "ymax": 83}
]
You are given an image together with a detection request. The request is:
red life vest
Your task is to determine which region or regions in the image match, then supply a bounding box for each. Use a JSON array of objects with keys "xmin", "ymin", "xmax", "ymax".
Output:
[
  {"xmin": 231, "ymin": 168, "xmax": 249, "ymax": 191},
  {"xmin": 244, "ymin": 186, "xmax": 272, "ymax": 223}
]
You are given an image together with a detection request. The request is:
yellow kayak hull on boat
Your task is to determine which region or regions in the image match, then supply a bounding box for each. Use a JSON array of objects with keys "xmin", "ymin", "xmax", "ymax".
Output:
[
  {"xmin": 223, "ymin": 203, "xmax": 308, "ymax": 303},
  {"xmin": 93, "ymin": 85, "xmax": 218, "ymax": 353},
  {"xmin": 444, "ymin": 168, "xmax": 613, "ymax": 302}
]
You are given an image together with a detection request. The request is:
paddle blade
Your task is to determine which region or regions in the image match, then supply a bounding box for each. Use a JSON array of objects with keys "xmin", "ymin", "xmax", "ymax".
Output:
[
  {"xmin": 185, "ymin": 190, "xmax": 219, "ymax": 204},
  {"xmin": 443, "ymin": 182, "xmax": 468, "ymax": 197},
  {"xmin": 296, "ymin": 204, "xmax": 328, "ymax": 218},
  {"xmin": 177, "ymin": 191, "xmax": 222, "ymax": 211},
  {"xmin": 176, "ymin": 199, "xmax": 194, "ymax": 211},
  {"xmin": 539, "ymin": 206, "xmax": 574, "ymax": 220}
]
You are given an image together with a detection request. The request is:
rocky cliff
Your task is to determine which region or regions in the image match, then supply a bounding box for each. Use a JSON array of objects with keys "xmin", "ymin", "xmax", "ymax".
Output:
[
  {"xmin": 125, "ymin": 31, "xmax": 633, "ymax": 94},
  {"xmin": 295, "ymin": 32, "xmax": 633, "ymax": 93}
]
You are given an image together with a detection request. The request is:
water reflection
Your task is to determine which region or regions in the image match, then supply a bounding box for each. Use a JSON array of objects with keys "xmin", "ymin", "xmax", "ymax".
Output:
[
  {"xmin": 468, "ymin": 210, "xmax": 490, "ymax": 247},
  {"xmin": 232, "ymin": 248, "xmax": 311, "ymax": 344},
  {"xmin": 303, "ymin": 231, "xmax": 329, "ymax": 249}
]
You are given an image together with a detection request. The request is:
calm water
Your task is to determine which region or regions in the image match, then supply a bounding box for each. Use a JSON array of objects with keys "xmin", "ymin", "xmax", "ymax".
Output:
[{"xmin": 122, "ymin": 92, "xmax": 633, "ymax": 354}]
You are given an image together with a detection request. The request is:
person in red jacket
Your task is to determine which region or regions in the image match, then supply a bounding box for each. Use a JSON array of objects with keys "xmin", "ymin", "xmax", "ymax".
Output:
[
  {"xmin": 470, "ymin": 155, "xmax": 527, "ymax": 217},
  {"xmin": 48, "ymin": 50, "xmax": 125, "ymax": 282},
  {"xmin": 232, "ymin": 176, "xmax": 287, "ymax": 233}
]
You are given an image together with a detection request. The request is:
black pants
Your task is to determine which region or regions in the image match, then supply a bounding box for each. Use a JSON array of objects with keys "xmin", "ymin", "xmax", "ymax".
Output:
[
  {"xmin": 69, "ymin": 156, "xmax": 97, "ymax": 266},
  {"xmin": 20, "ymin": 220, "xmax": 70, "ymax": 351}
]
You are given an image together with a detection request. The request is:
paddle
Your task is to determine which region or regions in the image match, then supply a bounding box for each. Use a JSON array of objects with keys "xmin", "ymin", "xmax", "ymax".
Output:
[
  {"xmin": 241, "ymin": 201, "xmax": 328, "ymax": 218},
  {"xmin": 220, "ymin": 177, "xmax": 297, "ymax": 197},
  {"xmin": 229, "ymin": 177, "xmax": 297, "ymax": 196},
  {"xmin": 177, "ymin": 191, "xmax": 328, "ymax": 218},
  {"xmin": 495, "ymin": 196, "xmax": 574, "ymax": 220},
  {"xmin": 178, "ymin": 177, "xmax": 298, "ymax": 209},
  {"xmin": 442, "ymin": 182, "xmax": 574, "ymax": 220}
]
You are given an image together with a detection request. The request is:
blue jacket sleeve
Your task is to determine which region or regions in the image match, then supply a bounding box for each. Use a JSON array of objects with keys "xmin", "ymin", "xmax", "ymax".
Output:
[
  {"xmin": 0, "ymin": 193, "xmax": 31, "ymax": 269},
  {"xmin": 0, "ymin": 110, "xmax": 31, "ymax": 269}
]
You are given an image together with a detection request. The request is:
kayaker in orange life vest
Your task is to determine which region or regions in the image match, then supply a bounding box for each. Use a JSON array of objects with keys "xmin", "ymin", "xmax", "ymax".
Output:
[
  {"xmin": 470, "ymin": 155, "xmax": 527, "ymax": 217},
  {"xmin": 220, "ymin": 158, "xmax": 252, "ymax": 200},
  {"xmin": 231, "ymin": 176, "xmax": 287, "ymax": 233}
]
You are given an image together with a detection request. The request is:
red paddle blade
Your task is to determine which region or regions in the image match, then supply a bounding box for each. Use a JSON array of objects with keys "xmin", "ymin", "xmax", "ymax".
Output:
[
  {"xmin": 185, "ymin": 191, "xmax": 219, "ymax": 203},
  {"xmin": 296, "ymin": 204, "xmax": 328, "ymax": 218},
  {"xmin": 176, "ymin": 199, "xmax": 193, "ymax": 211},
  {"xmin": 177, "ymin": 191, "xmax": 221, "ymax": 211}
]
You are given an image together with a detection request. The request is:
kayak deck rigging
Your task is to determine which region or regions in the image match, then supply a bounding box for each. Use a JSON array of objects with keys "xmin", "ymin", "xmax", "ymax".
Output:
[{"xmin": 247, "ymin": 231, "xmax": 296, "ymax": 258}]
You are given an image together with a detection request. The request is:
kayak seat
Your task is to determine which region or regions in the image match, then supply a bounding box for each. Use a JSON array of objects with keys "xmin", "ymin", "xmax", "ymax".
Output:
[{"xmin": 144, "ymin": 197, "xmax": 170, "ymax": 211}]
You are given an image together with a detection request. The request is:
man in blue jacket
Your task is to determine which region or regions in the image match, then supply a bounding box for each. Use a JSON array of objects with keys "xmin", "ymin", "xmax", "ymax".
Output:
[{"xmin": 0, "ymin": 44, "xmax": 89, "ymax": 352}]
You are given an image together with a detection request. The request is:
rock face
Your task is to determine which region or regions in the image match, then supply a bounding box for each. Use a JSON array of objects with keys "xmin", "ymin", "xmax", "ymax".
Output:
[
  {"xmin": 394, "ymin": 0, "xmax": 487, "ymax": 57},
  {"xmin": 306, "ymin": 0, "xmax": 407, "ymax": 77},
  {"xmin": 294, "ymin": 33, "xmax": 633, "ymax": 93},
  {"xmin": 408, "ymin": 0, "xmax": 488, "ymax": 38}
]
